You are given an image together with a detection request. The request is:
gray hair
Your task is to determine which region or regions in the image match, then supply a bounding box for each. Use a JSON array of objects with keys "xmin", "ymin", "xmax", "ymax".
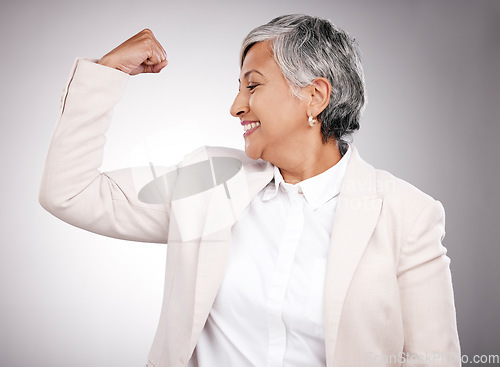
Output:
[{"xmin": 240, "ymin": 14, "xmax": 365, "ymax": 153}]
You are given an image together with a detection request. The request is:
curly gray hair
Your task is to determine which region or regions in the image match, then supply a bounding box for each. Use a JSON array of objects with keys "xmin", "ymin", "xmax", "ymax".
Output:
[{"xmin": 241, "ymin": 14, "xmax": 365, "ymax": 153}]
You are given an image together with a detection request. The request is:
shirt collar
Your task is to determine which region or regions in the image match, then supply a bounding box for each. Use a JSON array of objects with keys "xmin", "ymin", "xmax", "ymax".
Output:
[{"xmin": 262, "ymin": 146, "xmax": 352, "ymax": 210}]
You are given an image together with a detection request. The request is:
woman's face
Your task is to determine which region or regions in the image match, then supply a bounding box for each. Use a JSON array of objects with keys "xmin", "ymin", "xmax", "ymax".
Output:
[{"xmin": 230, "ymin": 41, "xmax": 310, "ymax": 164}]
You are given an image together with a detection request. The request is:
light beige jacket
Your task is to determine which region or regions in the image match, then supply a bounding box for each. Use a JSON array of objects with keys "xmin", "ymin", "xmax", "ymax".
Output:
[{"xmin": 40, "ymin": 59, "xmax": 461, "ymax": 367}]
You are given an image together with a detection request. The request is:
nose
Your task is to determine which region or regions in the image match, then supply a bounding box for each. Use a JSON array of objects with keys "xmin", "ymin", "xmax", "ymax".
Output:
[{"xmin": 230, "ymin": 90, "xmax": 249, "ymax": 117}]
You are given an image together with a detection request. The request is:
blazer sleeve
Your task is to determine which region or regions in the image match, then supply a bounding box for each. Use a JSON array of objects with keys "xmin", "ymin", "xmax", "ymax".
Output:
[
  {"xmin": 397, "ymin": 200, "xmax": 461, "ymax": 366},
  {"xmin": 39, "ymin": 58, "xmax": 170, "ymax": 244}
]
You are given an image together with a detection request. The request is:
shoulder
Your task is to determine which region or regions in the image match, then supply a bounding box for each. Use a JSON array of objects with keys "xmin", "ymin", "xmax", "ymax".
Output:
[
  {"xmin": 350, "ymin": 146, "xmax": 438, "ymax": 205},
  {"xmin": 375, "ymin": 168, "xmax": 444, "ymax": 227},
  {"xmin": 375, "ymin": 168, "xmax": 437, "ymax": 209},
  {"xmin": 348, "ymin": 145, "xmax": 444, "ymax": 228}
]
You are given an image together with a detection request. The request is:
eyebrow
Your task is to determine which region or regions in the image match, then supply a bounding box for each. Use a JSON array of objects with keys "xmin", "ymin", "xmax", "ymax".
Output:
[{"xmin": 238, "ymin": 69, "xmax": 265, "ymax": 83}]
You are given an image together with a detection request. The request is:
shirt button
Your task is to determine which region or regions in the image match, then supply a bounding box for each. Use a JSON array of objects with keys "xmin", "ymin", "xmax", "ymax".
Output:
[{"xmin": 298, "ymin": 187, "xmax": 303, "ymax": 194}]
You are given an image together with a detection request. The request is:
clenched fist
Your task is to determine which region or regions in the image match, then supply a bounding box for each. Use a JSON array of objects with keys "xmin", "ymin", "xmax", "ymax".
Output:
[{"xmin": 98, "ymin": 29, "xmax": 168, "ymax": 75}]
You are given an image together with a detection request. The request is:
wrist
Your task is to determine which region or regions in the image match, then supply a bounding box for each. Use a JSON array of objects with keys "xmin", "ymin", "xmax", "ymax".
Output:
[{"xmin": 97, "ymin": 55, "xmax": 116, "ymax": 69}]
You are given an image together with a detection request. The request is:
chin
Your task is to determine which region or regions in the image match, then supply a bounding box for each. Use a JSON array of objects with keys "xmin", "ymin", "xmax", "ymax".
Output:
[{"xmin": 244, "ymin": 144, "xmax": 262, "ymax": 161}]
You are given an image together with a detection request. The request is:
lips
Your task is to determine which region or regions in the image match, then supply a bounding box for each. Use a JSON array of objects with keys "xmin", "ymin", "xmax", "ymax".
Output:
[{"xmin": 241, "ymin": 121, "xmax": 261, "ymax": 137}]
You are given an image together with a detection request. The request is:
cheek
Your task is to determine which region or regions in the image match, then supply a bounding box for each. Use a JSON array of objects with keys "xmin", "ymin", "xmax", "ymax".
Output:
[
  {"xmin": 251, "ymin": 91, "xmax": 296, "ymax": 125},
  {"xmin": 249, "ymin": 84, "xmax": 307, "ymax": 139},
  {"xmin": 248, "ymin": 95, "xmax": 272, "ymax": 128}
]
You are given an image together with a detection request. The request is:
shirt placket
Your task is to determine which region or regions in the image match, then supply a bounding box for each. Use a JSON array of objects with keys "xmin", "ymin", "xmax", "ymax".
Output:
[{"xmin": 266, "ymin": 186, "xmax": 304, "ymax": 367}]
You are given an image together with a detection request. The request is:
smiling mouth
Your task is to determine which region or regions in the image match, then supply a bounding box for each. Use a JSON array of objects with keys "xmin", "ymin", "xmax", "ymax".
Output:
[{"xmin": 242, "ymin": 121, "xmax": 261, "ymax": 137}]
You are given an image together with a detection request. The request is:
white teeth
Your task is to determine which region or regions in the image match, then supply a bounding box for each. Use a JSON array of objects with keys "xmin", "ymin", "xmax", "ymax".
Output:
[{"xmin": 243, "ymin": 122, "xmax": 260, "ymax": 132}]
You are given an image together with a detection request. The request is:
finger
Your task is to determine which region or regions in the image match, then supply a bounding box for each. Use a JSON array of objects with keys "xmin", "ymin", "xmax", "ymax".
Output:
[
  {"xmin": 129, "ymin": 62, "xmax": 166, "ymax": 75},
  {"xmin": 154, "ymin": 46, "xmax": 166, "ymax": 63},
  {"xmin": 141, "ymin": 30, "xmax": 166, "ymax": 63},
  {"xmin": 152, "ymin": 59, "xmax": 169, "ymax": 73},
  {"xmin": 144, "ymin": 49, "xmax": 164, "ymax": 65},
  {"xmin": 150, "ymin": 32, "xmax": 167, "ymax": 59},
  {"xmin": 130, "ymin": 64, "xmax": 146, "ymax": 76},
  {"xmin": 141, "ymin": 59, "xmax": 168, "ymax": 74},
  {"xmin": 158, "ymin": 44, "xmax": 167, "ymax": 61}
]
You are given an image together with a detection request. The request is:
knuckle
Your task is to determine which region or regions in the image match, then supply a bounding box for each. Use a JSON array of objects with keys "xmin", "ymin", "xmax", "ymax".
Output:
[{"xmin": 144, "ymin": 38, "xmax": 154, "ymax": 49}]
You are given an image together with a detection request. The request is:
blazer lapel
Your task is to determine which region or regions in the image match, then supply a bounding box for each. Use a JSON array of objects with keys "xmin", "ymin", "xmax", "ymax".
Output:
[
  {"xmin": 323, "ymin": 146, "xmax": 382, "ymax": 366},
  {"xmin": 165, "ymin": 145, "xmax": 381, "ymax": 364},
  {"xmin": 187, "ymin": 152, "xmax": 274, "ymax": 356},
  {"xmin": 149, "ymin": 149, "xmax": 273, "ymax": 366}
]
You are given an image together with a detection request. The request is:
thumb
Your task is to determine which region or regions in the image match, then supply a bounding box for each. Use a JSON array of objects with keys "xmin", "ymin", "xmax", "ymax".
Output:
[
  {"xmin": 138, "ymin": 59, "xmax": 169, "ymax": 74},
  {"xmin": 151, "ymin": 59, "xmax": 169, "ymax": 73}
]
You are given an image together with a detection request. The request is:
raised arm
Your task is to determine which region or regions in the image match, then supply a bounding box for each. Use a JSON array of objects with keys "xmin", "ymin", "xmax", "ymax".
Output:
[{"xmin": 39, "ymin": 30, "xmax": 171, "ymax": 243}]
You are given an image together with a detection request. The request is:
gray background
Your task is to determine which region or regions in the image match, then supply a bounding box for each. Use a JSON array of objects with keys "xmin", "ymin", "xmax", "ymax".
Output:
[{"xmin": 1, "ymin": 0, "xmax": 499, "ymax": 366}]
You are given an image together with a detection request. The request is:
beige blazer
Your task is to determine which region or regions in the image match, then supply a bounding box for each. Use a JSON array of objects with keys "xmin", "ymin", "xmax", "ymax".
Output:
[{"xmin": 40, "ymin": 59, "xmax": 461, "ymax": 367}]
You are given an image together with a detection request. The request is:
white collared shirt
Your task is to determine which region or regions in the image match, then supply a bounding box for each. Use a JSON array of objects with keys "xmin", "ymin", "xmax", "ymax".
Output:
[{"xmin": 190, "ymin": 148, "xmax": 351, "ymax": 367}]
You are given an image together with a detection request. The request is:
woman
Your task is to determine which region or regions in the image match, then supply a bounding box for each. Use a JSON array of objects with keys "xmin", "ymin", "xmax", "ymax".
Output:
[{"xmin": 40, "ymin": 15, "xmax": 460, "ymax": 367}]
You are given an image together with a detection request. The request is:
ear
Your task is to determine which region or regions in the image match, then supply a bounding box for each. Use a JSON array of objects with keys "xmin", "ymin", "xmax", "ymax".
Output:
[{"xmin": 304, "ymin": 77, "xmax": 332, "ymax": 117}]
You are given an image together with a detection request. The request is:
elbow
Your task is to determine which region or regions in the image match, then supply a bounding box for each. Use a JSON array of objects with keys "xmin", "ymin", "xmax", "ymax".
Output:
[
  {"xmin": 38, "ymin": 180, "xmax": 66, "ymax": 217},
  {"xmin": 39, "ymin": 184, "xmax": 56, "ymax": 215},
  {"xmin": 39, "ymin": 184, "xmax": 81, "ymax": 228}
]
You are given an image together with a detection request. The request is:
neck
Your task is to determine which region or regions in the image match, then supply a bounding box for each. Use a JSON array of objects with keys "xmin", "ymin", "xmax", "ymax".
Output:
[{"xmin": 275, "ymin": 140, "xmax": 342, "ymax": 184}]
